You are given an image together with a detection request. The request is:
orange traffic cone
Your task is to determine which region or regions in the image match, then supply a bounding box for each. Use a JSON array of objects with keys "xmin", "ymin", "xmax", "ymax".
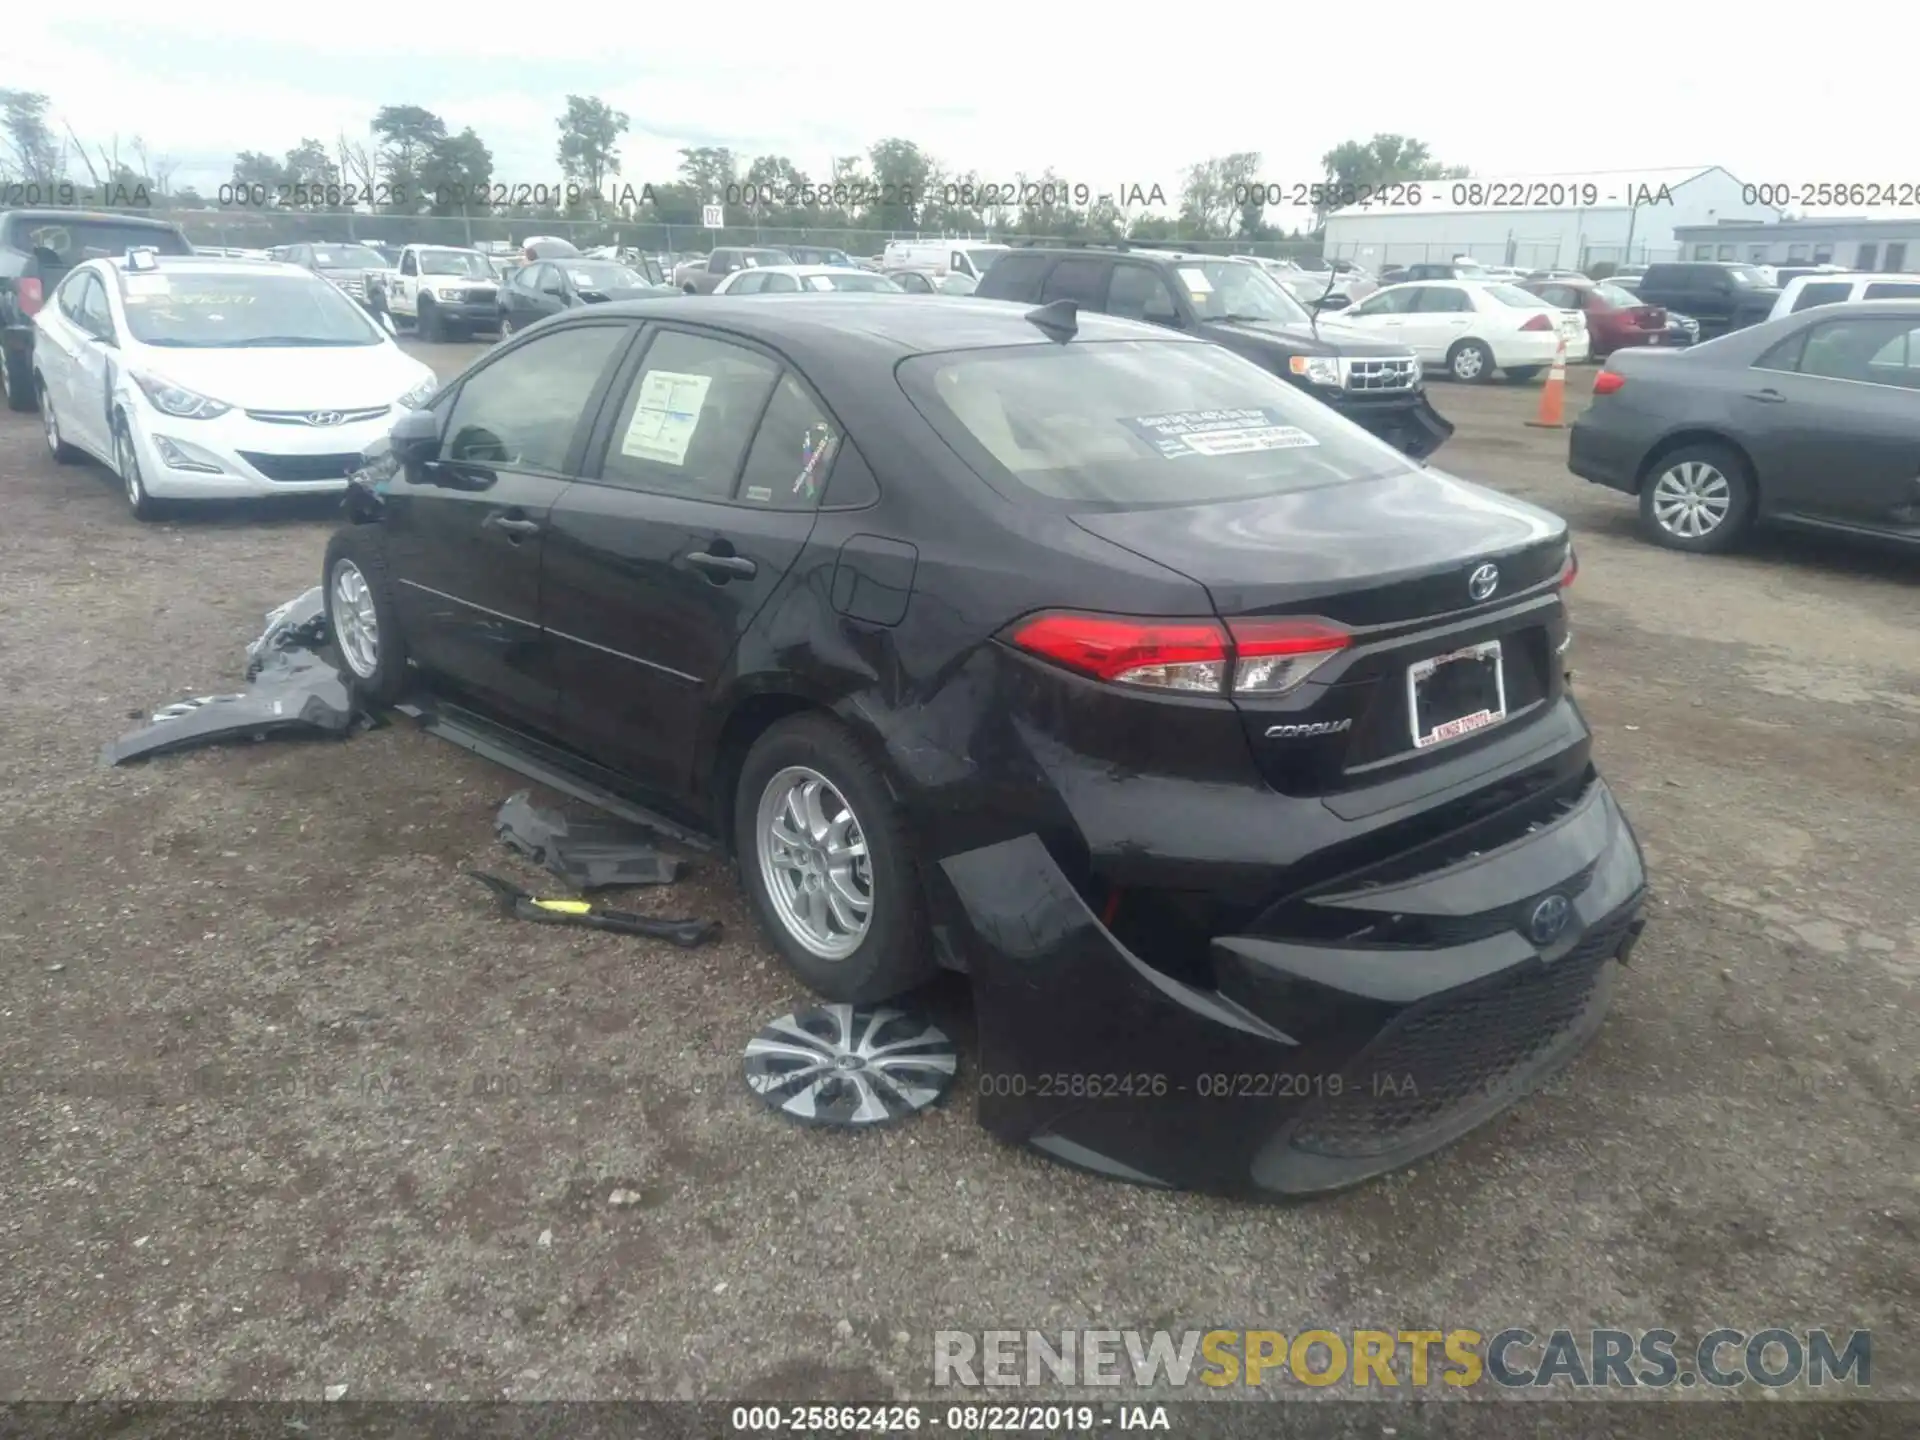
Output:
[{"xmin": 1525, "ymin": 335, "xmax": 1568, "ymax": 429}]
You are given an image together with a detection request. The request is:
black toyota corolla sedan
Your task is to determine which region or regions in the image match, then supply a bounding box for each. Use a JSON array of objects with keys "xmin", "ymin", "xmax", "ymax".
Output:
[{"xmin": 322, "ymin": 294, "xmax": 1648, "ymax": 1198}]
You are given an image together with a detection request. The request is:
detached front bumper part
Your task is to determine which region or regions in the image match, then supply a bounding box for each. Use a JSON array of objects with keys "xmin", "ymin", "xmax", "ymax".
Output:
[
  {"xmin": 1342, "ymin": 394, "xmax": 1455, "ymax": 461},
  {"xmin": 933, "ymin": 780, "xmax": 1646, "ymax": 1198}
]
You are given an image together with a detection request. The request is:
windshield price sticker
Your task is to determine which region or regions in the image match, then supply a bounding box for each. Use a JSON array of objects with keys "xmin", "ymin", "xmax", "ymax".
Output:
[
  {"xmin": 1121, "ymin": 408, "xmax": 1322, "ymax": 459},
  {"xmin": 123, "ymin": 274, "xmax": 170, "ymax": 296},
  {"xmin": 1178, "ymin": 266, "xmax": 1213, "ymax": 294}
]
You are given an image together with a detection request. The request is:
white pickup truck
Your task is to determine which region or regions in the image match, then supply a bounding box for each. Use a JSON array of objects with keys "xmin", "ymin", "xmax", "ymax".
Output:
[{"xmin": 369, "ymin": 244, "xmax": 501, "ymax": 341}]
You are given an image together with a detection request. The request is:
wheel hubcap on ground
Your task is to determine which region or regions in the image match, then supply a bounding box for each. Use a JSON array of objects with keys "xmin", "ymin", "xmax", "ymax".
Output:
[
  {"xmin": 743, "ymin": 1004, "xmax": 956, "ymax": 1127},
  {"xmin": 1651, "ymin": 462, "xmax": 1731, "ymax": 539},
  {"xmin": 330, "ymin": 559, "xmax": 380, "ymax": 678},
  {"xmin": 116, "ymin": 430, "xmax": 143, "ymax": 507},
  {"xmin": 1454, "ymin": 347, "xmax": 1485, "ymax": 379},
  {"xmin": 756, "ymin": 766, "xmax": 872, "ymax": 960}
]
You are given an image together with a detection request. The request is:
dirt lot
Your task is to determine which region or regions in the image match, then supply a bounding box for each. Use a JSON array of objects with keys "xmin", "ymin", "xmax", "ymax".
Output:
[{"xmin": 0, "ymin": 343, "xmax": 1915, "ymax": 1407}]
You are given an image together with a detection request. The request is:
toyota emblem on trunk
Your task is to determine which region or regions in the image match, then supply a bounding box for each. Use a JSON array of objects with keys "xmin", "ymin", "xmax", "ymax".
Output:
[
  {"xmin": 1528, "ymin": 893, "xmax": 1571, "ymax": 946},
  {"xmin": 305, "ymin": 411, "xmax": 344, "ymax": 426},
  {"xmin": 1468, "ymin": 563, "xmax": 1500, "ymax": 602}
]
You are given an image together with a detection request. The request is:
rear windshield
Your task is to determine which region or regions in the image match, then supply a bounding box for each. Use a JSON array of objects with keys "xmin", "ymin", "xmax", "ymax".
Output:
[
  {"xmin": 6, "ymin": 218, "xmax": 191, "ymax": 264},
  {"xmin": 1594, "ymin": 282, "xmax": 1640, "ymax": 308},
  {"xmin": 1487, "ymin": 284, "xmax": 1552, "ymax": 308},
  {"xmin": 898, "ymin": 339, "xmax": 1406, "ymax": 510}
]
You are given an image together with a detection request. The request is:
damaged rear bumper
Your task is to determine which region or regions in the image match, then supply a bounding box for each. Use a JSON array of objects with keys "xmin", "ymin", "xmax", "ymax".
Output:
[{"xmin": 932, "ymin": 776, "xmax": 1646, "ymax": 1198}]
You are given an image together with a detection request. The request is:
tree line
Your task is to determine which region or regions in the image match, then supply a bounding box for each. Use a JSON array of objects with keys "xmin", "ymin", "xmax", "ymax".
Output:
[{"xmin": 3, "ymin": 88, "xmax": 1469, "ymax": 242}]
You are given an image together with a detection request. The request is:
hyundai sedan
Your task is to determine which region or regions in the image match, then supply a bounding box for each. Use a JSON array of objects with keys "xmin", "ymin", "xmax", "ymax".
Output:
[
  {"xmin": 33, "ymin": 253, "xmax": 437, "ymax": 519},
  {"xmin": 322, "ymin": 295, "xmax": 1648, "ymax": 1198}
]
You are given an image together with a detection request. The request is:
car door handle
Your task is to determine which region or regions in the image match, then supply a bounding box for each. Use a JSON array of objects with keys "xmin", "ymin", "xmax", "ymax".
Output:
[
  {"xmin": 1744, "ymin": 388, "xmax": 1787, "ymax": 403},
  {"xmin": 687, "ymin": 550, "xmax": 757, "ymax": 579},
  {"xmin": 487, "ymin": 514, "xmax": 542, "ymax": 537}
]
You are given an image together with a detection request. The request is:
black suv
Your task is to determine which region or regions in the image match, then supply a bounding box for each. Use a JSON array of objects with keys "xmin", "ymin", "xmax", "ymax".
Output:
[
  {"xmin": 1630, "ymin": 262, "xmax": 1780, "ymax": 339},
  {"xmin": 975, "ymin": 244, "xmax": 1453, "ymax": 459},
  {"xmin": 2, "ymin": 209, "xmax": 193, "ymax": 410}
]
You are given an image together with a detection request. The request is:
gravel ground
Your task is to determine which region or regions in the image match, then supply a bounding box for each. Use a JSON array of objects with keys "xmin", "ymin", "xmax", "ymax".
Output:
[{"xmin": 0, "ymin": 347, "xmax": 1915, "ymax": 1409}]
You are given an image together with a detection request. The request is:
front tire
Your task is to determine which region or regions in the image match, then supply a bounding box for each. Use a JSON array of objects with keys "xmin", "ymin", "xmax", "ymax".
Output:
[
  {"xmin": 418, "ymin": 298, "xmax": 446, "ymax": 343},
  {"xmin": 734, "ymin": 715, "xmax": 934, "ymax": 1004},
  {"xmin": 39, "ymin": 377, "xmax": 79, "ymax": 462},
  {"xmin": 1639, "ymin": 442, "xmax": 1756, "ymax": 553},
  {"xmin": 114, "ymin": 418, "xmax": 164, "ymax": 521},
  {"xmin": 322, "ymin": 527, "xmax": 410, "ymax": 704},
  {"xmin": 1447, "ymin": 339, "xmax": 1495, "ymax": 383}
]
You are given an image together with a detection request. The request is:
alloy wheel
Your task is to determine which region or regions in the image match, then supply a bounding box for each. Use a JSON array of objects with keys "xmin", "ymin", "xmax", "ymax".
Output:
[
  {"xmin": 1451, "ymin": 344, "xmax": 1486, "ymax": 380},
  {"xmin": 1650, "ymin": 461, "xmax": 1731, "ymax": 539},
  {"xmin": 755, "ymin": 766, "xmax": 873, "ymax": 961},
  {"xmin": 330, "ymin": 559, "xmax": 381, "ymax": 678},
  {"xmin": 742, "ymin": 1004, "xmax": 956, "ymax": 1127}
]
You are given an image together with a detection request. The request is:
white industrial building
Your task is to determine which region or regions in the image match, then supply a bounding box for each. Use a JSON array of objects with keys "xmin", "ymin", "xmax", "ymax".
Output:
[{"xmin": 1320, "ymin": 166, "xmax": 1780, "ymax": 272}]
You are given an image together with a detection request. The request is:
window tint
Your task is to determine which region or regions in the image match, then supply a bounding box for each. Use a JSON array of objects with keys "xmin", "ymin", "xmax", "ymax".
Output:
[
  {"xmin": 1863, "ymin": 282, "xmax": 1920, "ymax": 301},
  {"xmin": 1755, "ymin": 331, "xmax": 1807, "ymax": 373},
  {"xmin": 1353, "ymin": 286, "xmax": 1414, "ymax": 316},
  {"xmin": 1791, "ymin": 317, "xmax": 1920, "ymax": 386},
  {"xmin": 1040, "ymin": 258, "xmax": 1109, "ymax": 308},
  {"xmin": 1791, "ymin": 281, "xmax": 1854, "ymax": 313},
  {"xmin": 597, "ymin": 329, "xmax": 779, "ymax": 499},
  {"xmin": 734, "ymin": 372, "xmax": 839, "ymax": 511},
  {"xmin": 976, "ymin": 252, "xmax": 1051, "ymax": 301},
  {"xmin": 1106, "ymin": 265, "xmax": 1181, "ymax": 325},
  {"xmin": 761, "ymin": 273, "xmax": 800, "ymax": 293},
  {"xmin": 1411, "ymin": 286, "xmax": 1472, "ymax": 314},
  {"xmin": 898, "ymin": 339, "xmax": 1406, "ymax": 511},
  {"xmin": 442, "ymin": 323, "xmax": 627, "ymax": 470}
]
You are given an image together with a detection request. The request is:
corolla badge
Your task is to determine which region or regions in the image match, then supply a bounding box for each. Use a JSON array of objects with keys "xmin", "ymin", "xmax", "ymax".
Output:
[
  {"xmin": 1265, "ymin": 719, "xmax": 1352, "ymax": 739},
  {"xmin": 1527, "ymin": 893, "xmax": 1572, "ymax": 947},
  {"xmin": 1468, "ymin": 562, "xmax": 1500, "ymax": 602}
]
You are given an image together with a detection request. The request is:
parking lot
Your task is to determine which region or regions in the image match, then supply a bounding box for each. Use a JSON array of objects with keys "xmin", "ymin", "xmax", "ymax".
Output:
[{"xmin": 0, "ymin": 344, "xmax": 1915, "ymax": 1403}]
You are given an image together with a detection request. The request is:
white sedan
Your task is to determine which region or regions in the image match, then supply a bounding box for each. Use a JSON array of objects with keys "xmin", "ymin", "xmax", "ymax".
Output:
[
  {"xmin": 710, "ymin": 264, "xmax": 905, "ymax": 295},
  {"xmin": 1339, "ymin": 280, "xmax": 1589, "ymax": 382},
  {"xmin": 31, "ymin": 252, "xmax": 438, "ymax": 519}
]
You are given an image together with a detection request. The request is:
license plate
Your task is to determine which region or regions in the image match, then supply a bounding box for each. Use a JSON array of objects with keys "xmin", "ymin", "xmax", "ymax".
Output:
[{"xmin": 1408, "ymin": 640, "xmax": 1507, "ymax": 750}]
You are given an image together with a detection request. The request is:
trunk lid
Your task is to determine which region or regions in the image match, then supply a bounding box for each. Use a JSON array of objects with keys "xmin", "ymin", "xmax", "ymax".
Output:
[{"xmin": 1071, "ymin": 468, "xmax": 1571, "ymax": 793}]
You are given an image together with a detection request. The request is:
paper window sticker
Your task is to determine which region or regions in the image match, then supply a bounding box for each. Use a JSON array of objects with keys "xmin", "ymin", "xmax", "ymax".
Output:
[{"xmin": 619, "ymin": 370, "xmax": 713, "ymax": 465}]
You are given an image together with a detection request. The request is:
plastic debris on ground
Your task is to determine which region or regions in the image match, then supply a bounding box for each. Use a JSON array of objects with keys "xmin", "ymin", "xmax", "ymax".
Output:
[
  {"xmin": 494, "ymin": 788, "xmax": 686, "ymax": 889},
  {"xmin": 743, "ymin": 1004, "xmax": 957, "ymax": 1128},
  {"xmin": 466, "ymin": 870, "xmax": 719, "ymax": 948},
  {"xmin": 102, "ymin": 588, "xmax": 374, "ymax": 766}
]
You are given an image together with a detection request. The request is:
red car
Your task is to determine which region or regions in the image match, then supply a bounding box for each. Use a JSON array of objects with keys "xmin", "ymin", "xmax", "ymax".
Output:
[{"xmin": 1521, "ymin": 277, "xmax": 1668, "ymax": 358}]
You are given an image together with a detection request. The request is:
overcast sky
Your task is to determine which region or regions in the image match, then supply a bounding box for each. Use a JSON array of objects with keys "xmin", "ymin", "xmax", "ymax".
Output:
[{"xmin": 13, "ymin": 3, "xmax": 1918, "ymax": 222}]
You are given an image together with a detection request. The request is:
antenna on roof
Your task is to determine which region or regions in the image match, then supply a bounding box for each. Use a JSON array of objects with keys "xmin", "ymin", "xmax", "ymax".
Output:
[{"xmin": 1025, "ymin": 298, "xmax": 1078, "ymax": 344}]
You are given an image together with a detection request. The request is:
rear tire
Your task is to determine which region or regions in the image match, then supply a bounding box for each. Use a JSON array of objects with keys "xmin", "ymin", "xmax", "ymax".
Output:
[
  {"xmin": 734, "ymin": 715, "xmax": 935, "ymax": 1004},
  {"xmin": 1638, "ymin": 442, "xmax": 1756, "ymax": 554},
  {"xmin": 1447, "ymin": 339, "xmax": 1495, "ymax": 383},
  {"xmin": 322, "ymin": 527, "xmax": 411, "ymax": 704},
  {"xmin": 3, "ymin": 343, "xmax": 34, "ymax": 412},
  {"xmin": 114, "ymin": 417, "xmax": 164, "ymax": 522},
  {"xmin": 38, "ymin": 376, "xmax": 79, "ymax": 462}
]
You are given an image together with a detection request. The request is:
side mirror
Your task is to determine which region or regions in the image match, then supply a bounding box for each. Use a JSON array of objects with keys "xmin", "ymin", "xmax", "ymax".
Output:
[{"xmin": 391, "ymin": 406, "xmax": 442, "ymax": 465}]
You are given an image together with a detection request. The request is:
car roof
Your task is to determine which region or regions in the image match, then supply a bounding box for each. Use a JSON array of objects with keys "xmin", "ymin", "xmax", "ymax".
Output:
[
  {"xmin": 733, "ymin": 264, "xmax": 874, "ymax": 278},
  {"xmin": 1782, "ymin": 271, "xmax": 1916, "ymax": 289},
  {"xmin": 96, "ymin": 255, "xmax": 314, "ymax": 280},
  {"xmin": 563, "ymin": 293, "xmax": 1194, "ymax": 357},
  {"xmin": 2, "ymin": 208, "xmax": 183, "ymax": 228}
]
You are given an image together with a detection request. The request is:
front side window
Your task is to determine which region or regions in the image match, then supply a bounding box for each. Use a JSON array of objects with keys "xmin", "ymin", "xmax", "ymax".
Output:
[
  {"xmin": 1352, "ymin": 287, "xmax": 1414, "ymax": 317},
  {"xmin": 596, "ymin": 329, "xmax": 780, "ymax": 499},
  {"xmin": 441, "ymin": 323, "xmax": 628, "ymax": 470},
  {"xmin": 116, "ymin": 270, "xmax": 381, "ymax": 347},
  {"xmin": 899, "ymin": 338, "xmax": 1406, "ymax": 511},
  {"xmin": 761, "ymin": 273, "xmax": 800, "ymax": 294},
  {"xmin": 1107, "ymin": 265, "xmax": 1181, "ymax": 325}
]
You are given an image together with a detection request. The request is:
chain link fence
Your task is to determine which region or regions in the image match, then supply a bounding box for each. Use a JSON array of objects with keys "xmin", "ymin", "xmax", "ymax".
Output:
[{"xmin": 1322, "ymin": 236, "xmax": 1681, "ymax": 273}]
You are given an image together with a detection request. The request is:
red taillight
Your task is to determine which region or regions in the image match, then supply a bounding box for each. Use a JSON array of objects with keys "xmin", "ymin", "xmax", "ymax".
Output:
[
  {"xmin": 1592, "ymin": 370, "xmax": 1625, "ymax": 395},
  {"xmin": 17, "ymin": 277, "xmax": 44, "ymax": 317},
  {"xmin": 1520, "ymin": 312, "xmax": 1553, "ymax": 332},
  {"xmin": 1558, "ymin": 547, "xmax": 1578, "ymax": 588},
  {"xmin": 1008, "ymin": 611, "xmax": 1350, "ymax": 696}
]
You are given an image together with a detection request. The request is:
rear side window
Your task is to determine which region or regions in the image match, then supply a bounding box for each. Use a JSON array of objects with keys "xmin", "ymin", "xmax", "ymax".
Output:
[
  {"xmin": 596, "ymin": 328, "xmax": 779, "ymax": 499},
  {"xmin": 1040, "ymin": 259, "xmax": 1109, "ymax": 307},
  {"xmin": 734, "ymin": 372, "xmax": 839, "ymax": 511},
  {"xmin": 1412, "ymin": 287, "xmax": 1473, "ymax": 314},
  {"xmin": 975, "ymin": 253, "xmax": 1050, "ymax": 301},
  {"xmin": 1791, "ymin": 281, "xmax": 1853, "ymax": 313},
  {"xmin": 442, "ymin": 323, "xmax": 628, "ymax": 471},
  {"xmin": 898, "ymin": 339, "xmax": 1406, "ymax": 511},
  {"xmin": 1863, "ymin": 282, "xmax": 1920, "ymax": 301}
]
